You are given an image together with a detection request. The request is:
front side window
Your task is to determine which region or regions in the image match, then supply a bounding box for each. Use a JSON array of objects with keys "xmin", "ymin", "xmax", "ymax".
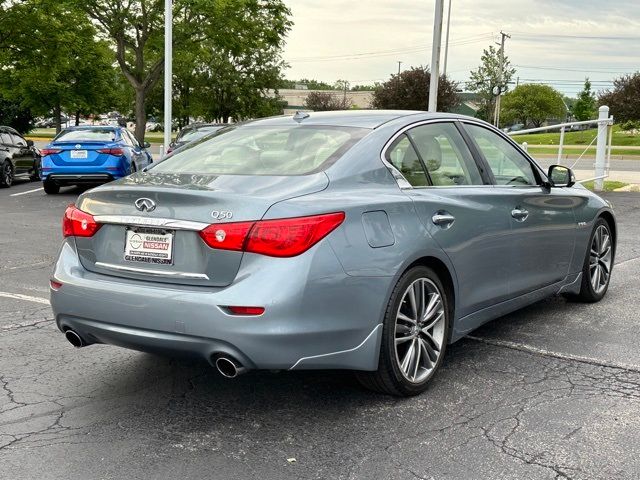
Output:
[
  {"xmin": 407, "ymin": 123, "xmax": 483, "ymax": 186},
  {"xmin": 386, "ymin": 135, "xmax": 429, "ymax": 187},
  {"xmin": 465, "ymin": 123, "xmax": 538, "ymax": 186},
  {"xmin": 152, "ymin": 125, "xmax": 368, "ymax": 176},
  {"xmin": 11, "ymin": 134, "xmax": 27, "ymax": 147}
]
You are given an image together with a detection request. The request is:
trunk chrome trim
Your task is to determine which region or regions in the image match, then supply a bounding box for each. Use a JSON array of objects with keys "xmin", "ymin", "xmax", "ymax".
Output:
[
  {"xmin": 94, "ymin": 262, "xmax": 210, "ymax": 280},
  {"xmin": 93, "ymin": 215, "xmax": 208, "ymax": 231}
]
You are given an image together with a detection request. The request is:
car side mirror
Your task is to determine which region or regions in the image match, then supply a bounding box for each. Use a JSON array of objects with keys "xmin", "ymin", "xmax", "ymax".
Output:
[
  {"xmin": 143, "ymin": 141, "xmax": 151, "ymax": 148},
  {"xmin": 548, "ymin": 165, "xmax": 575, "ymax": 187},
  {"xmin": 26, "ymin": 139, "xmax": 34, "ymax": 147}
]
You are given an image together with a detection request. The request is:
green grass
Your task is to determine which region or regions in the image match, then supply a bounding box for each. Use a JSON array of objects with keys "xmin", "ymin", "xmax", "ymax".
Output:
[
  {"xmin": 511, "ymin": 125, "xmax": 640, "ymax": 147},
  {"xmin": 580, "ymin": 180, "xmax": 628, "ymax": 192},
  {"xmin": 26, "ymin": 128, "xmax": 175, "ymax": 143},
  {"xmin": 526, "ymin": 146, "xmax": 640, "ymax": 157}
]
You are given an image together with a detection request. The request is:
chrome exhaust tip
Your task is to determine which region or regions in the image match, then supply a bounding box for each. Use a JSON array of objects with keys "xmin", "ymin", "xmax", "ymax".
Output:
[
  {"xmin": 215, "ymin": 356, "xmax": 247, "ymax": 378},
  {"xmin": 64, "ymin": 330, "xmax": 85, "ymax": 348}
]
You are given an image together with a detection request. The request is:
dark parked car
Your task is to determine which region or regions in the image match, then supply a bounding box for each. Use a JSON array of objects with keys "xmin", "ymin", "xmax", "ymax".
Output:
[
  {"xmin": 0, "ymin": 126, "xmax": 41, "ymax": 188},
  {"xmin": 167, "ymin": 123, "xmax": 227, "ymax": 154}
]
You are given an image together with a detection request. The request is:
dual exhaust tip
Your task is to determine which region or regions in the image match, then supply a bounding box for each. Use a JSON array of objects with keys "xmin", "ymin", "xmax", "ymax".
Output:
[{"xmin": 65, "ymin": 329, "xmax": 247, "ymax": 378}]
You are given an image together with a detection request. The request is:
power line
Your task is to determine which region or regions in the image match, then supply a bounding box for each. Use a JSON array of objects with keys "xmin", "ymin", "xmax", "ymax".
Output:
[
  {"xmin": 514, "ymin": 64, "xmax": 634, "ymax": 74},
  {"xmin": 511, "ymin": 31, "xmax": 640, "ymax": 41}
]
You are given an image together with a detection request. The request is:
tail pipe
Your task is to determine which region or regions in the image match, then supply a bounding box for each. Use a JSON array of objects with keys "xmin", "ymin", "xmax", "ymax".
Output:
[
  {"xmin": 215, "ymin": 356, "xmax": 247, "ymax": 378},
  {"xmin": 64, "ymin": 329, "xmax": 85, "ymax": 348}
]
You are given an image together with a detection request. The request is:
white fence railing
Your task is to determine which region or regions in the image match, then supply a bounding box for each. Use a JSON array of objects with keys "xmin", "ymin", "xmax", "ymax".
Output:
[{"xmin": 507, "ymin": 106, "xmax": 614, "ymax": 191}]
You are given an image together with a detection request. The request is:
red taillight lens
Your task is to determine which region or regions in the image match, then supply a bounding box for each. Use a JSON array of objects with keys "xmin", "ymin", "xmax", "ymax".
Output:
[
  {"xmin": 50, "ymin": 280, "xmax": 63, "ymax": 290},
  {"xmin": 98, "ymin": 147, "xmax": 124, "ymax": 156},
  {"xmin": 62, "ymin": 204, "xmax": 102, "ymax": 238},
  {"xmin": 225, "ymin": 306, "xmax": 265, "ymax": 316},
  {"xmin": 41, "ymin": 148, "xmax": 61, "ymax": 156},
  {"xmin": 198, "ymin": 212, "xmax": 345, "ymax": 257}
]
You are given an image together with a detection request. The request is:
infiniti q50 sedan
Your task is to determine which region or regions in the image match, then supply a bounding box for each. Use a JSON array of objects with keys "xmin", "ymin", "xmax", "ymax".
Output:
[{"xmin": 50, "ymin": 111, "xmax": 616, "ymax": 396}]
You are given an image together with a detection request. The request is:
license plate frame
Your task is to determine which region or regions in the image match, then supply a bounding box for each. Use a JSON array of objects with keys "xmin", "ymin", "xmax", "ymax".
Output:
[
  {"xmin": 70, "ymin": 149, "xmax": 88, "ymax": 159},
  {"xmin": 124, "ymin": 227, "xmax": 175, "ymax": 265}
]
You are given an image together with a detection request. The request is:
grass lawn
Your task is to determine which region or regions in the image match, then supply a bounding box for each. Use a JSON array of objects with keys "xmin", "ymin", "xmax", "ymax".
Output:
[
  {"xmin": 526, "ymin": 146, "xmax": 640, "ymax": 157},
  {"xmin": 580, "ymin": 180, "xmax": 628, "ymax": 192},
  {"xmin": 511, "ymin": 125, "xmax": 640, "ymax": 147}
]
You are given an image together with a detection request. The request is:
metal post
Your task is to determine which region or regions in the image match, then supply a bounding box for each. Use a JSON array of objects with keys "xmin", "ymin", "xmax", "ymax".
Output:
[
  {"xmin": 442, "ymin": 0, "xmax": 452, "ymax": 77},
  {"xmin": 163, "ymin": 0, "xmax": 173, "ymax": 153},
  {"xmin": 594, "ymin": 105, "xmax": 609, "ymax": 192},
  {"xmin": 428, "ymin": 0, "xmax": 444, "ymax": 112},
  {"xmin": 522, "ymin": 142, "xmax": 528, "ymax": 153},
  {"xmin": 557, "ymin": 126, "xmax": 565, "ymax": 164}
]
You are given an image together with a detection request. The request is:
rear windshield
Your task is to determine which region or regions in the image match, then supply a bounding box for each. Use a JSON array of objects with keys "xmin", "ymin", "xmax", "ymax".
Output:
[
  {"xmin": 152, "ymin": 125, "xmax": 368, "ymax": 175},
  {"xmin": 55, "ymin": 129, "xmax": 117, "ymax": 142},
  {"xmin": 178, "ymin": 126, "xmax": 225, "ymax": 143}
]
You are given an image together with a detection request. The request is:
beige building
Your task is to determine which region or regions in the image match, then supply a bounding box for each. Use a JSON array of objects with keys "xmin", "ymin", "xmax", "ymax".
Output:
[{"xmin": 269, "ymin": 88, "xmax": 374, "ymax": 113}]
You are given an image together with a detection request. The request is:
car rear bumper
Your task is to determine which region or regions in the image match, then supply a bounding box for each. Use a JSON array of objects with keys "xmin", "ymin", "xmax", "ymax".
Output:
[{"xmin": 50, "ymin": 239, "xmax": 390, "ymax": 371}]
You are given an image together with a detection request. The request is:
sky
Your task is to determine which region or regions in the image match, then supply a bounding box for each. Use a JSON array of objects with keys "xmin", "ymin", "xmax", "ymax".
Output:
[{"xmin": 281, "ymin": 0, "xmax": 640, "ymax": 97}]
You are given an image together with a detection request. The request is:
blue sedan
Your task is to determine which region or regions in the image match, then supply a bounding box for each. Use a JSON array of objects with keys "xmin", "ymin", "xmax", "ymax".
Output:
[{"xmin": 41, "ymin": 126, "xmax": 153, "ymax": 194}]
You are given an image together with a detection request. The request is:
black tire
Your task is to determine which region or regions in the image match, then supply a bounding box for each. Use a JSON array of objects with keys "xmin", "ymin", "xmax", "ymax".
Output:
[
  {"xmin": 356, "ymin": 266, "xmax": 451, "ymax": 396},
  {"xmin": 0, "ymin": 160, "xmax": 13, "ymax": 188},
  {"xmin": 30, "ymin": 159, "xmax": 41, "ymax": 181},
  {"xmin": 573, "ymin": 218, "xmax": 614, "ymax": 303},
  {"xmin": 43, "ymin": 180, "xmax": 60, "ymax": 194}
]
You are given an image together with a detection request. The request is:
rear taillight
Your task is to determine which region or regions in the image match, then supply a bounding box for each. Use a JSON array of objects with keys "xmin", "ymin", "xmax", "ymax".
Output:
[
  {"xmin": 199, "ymin": 212, "xmax": 345, "ymax": 257},
  {"xmin": 62, "ymin": 204, "xmax": 102, "ymax": 238},
  {"xmin": 40, "ymin": 148, "xmax": 61, "ymax": 156},
  {"xmin": 98, "ymin": 147, "xmax": 125, "ymax": 156}
]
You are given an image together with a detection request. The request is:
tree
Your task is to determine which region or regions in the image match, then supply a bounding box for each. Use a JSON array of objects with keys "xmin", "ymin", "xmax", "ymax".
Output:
[
  {"xmin": 277, "ymin": 79, "xmax": 334, "ymax": 90},
  {"xmin": 0, "ymin": 93, "xmax": 34, "ymax": 133},
  {"xmin": 598, "ymin": 73, "xmax": 640, "ymax": 123},
  {"xmin": 467, "ymin": 45, "xmax": 516, "ymax": 122},
  {"xmin": 371, "ymin": 66, "xmax": 459, "ymax": 112},
  {"xmin": 573, "ymin": 78, "xmax": 597, "ymax": 121},
  {"xmin": 501, "ymin": 84, "xmax": 567, "ymax": 128},
  {"xmin": 304, "ymin": 91, "xmax": 352, "ymax": 111}
]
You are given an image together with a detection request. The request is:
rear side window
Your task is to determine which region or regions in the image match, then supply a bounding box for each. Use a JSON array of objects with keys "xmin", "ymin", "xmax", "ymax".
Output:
[
  {"xmin": 152, "ymin": 125, "xmax": 368, "ymax": 175},
  {"xmin": 55, "ymin": 129, "xmax": 117, "ymax": 142},
  {"xmin": 386, "ymin": 135, "xmax": 429, "ymax": 187},
  {"xmin": 465, "ymin": 124, "xmax": 538, "ymax": 186}
]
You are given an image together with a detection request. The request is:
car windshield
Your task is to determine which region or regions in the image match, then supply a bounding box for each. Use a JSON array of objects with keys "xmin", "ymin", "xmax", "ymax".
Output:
[
  {"xmin": 55, "ymin": 129, "xmax": 116, "ymax": 142},
  {"xmin": 152, "ymin": 125, "xmax": 368, "ymax": 175},
  {"xmin": 178, "ymin": 126, "xmax": 225, "ymax": 143}
]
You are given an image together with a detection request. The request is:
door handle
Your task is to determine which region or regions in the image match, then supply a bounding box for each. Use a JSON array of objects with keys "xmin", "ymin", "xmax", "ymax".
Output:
[
  {"xmin": 511, "ymin": 208, "xmax": 529, "ymax": 222},
  {"xmin": 432, "ymin": 212, "xmax": 455, "ymax": 228}
]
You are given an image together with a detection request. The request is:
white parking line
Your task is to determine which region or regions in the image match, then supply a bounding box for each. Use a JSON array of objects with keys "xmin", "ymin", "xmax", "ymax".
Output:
[
  {"xmin": 10, "ymin": 187, "xmax": 44, "ymax": 197},
  {"xmin": 0, "ymin": 291, "xmax": 50, "ymax": 305}
]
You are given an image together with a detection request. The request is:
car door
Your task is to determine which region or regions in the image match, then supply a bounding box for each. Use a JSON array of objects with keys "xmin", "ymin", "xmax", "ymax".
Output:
[
  {"xmin": 0, "ymin": 132, "xmax": 13, "ymax": 165},
  {"xmin": 462, "ymin": 122, "xmax": 578, "ymax": 296},
  {"xmin": 387, "ymin": 121, "xmax": 513, "ymax": 319},
  {"xmin": 9, "ymin": 133, "xmax": 31, "ymax": 174}
]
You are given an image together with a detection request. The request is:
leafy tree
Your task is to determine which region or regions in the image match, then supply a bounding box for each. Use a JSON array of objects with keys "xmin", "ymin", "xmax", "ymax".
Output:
[
  {"xmin": 278, "ymin": 79, "xmax": 334, "ymax": 90},
  {"xmin": 372, "ymin": 66, "xmax": 459, "ymax": 112},
  {"xmin": 304, "ymin": 91, "xmax": 352, "ymax": 111},
  {"xmin": 0, "ymin": 93, "xmax": 34, "ymax": 133},
  {"xmin": 467, "ymin": 45, "xmax": 516, "ymax": 122},
  {"xmin": 598, "ymin": 73, "xmax": 640, "ymax": 123},
  {"xmin": 501, "ymin": 84, "xmax": 567, "ymax": 128},
  {"xmin": 572, "ymin": 78, "xmax": 597, "ymax": 121},
  {"xmin": 351, "ymin": 84, "xmax": 376, "ymax": 91}
]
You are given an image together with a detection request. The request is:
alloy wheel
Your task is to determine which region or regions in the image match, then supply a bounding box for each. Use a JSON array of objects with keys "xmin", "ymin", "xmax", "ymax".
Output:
[
  {"xmin": 394, "ymin": 278, "xmax": 446, "ymax": 383},
  {"xmin": 2, "ymin": 162, "xmax": 12, "ymax": 186},
  {"xmin": 589, "ymin": 224, "xmax": 612, "ymax": 295}
]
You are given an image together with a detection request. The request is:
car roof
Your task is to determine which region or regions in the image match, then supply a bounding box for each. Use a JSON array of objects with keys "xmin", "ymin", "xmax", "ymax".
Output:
[
  {"xmin": 245, "ymin": 110, "xmax": 473, "ymax": 129},
  {"xmin": 63, "ymin": 125, "xmax": 119, "ymax": 130}
]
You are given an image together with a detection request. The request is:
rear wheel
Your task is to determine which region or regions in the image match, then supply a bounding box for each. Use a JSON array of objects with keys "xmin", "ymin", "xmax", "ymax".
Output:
[
  {"xmin": 43, "ymin": 179, "xmax": 60, "ymax": 194},
  {"xmin": 0, "ymin": 160, "xmax": 13, "ymax": 188},
  {"xmin": 30, "ymin": 159, "xmax": 41, "ymax": 181},
  {"xmin": 574, "ymin": 218, "xmax": 613, "ymax": 302},
  {"xmin": 357, "ymin": 266, "xmax": 450, "ymax": 396}
]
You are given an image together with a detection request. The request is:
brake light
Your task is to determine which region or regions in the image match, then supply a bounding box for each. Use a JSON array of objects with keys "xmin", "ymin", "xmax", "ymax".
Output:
[
  {"xmin": 98, "ymin": 148, "xmax": 124, "ymax": 156},
  {"xmin": 40, "ymin": 148, "xmax": 61, "ymax": 156},
  {"xmin": 62, "ymin": 204, "xmax": 102, "ymax": 238},
  {"xmin": 198, "ymin": 212, "xmax": 345, "ymax": 257}
]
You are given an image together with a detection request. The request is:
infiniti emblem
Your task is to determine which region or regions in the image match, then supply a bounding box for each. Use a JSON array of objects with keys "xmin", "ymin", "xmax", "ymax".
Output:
[{"xmin": 135, "ymin": 198, "xmax": 156, "ymax": 212}]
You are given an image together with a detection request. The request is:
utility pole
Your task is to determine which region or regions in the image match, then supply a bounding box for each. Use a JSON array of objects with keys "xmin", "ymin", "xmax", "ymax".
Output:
[
  {"xmin": 442, "ymin": 0, "xmax": 452, "ymax": 77},
  {"xmin": 428, "ymin": 0, "xmax": 444, "ymax": 112},
  {"xmin": 163, "ymin": 0, "xmax": 172, "ymax": 152},
  {"xmin": 494, "ymin": 30, "xmax": 510, "ymax": 127}
]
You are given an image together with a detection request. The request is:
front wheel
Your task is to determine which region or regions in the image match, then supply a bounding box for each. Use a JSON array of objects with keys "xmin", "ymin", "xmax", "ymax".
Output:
[
  {"xmin": 573, "ymin": 218, "xmax": 614, "ymax": 302},
  {"xmin": 357, "ymin": 266, "xmax": 450, "ymax": 396}
]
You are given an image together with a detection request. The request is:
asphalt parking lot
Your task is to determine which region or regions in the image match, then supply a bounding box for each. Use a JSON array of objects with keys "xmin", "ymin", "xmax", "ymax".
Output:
[{"xmin": 1, "ymin": 179, "xmax": 639, "ymax": 480}]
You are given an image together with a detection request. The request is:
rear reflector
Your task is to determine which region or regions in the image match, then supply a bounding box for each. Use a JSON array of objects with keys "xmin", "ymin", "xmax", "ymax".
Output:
[
  {"xmin": 62, "ymin": 204, "xmax": 102, "ymax": 238},
  {"xmin": 98, "ymin": 147, "xmax": 125, "ymax": 156},
  {"xmin": 50, "ymin": 280, "xmax": 63, "ymax": 290},
  {"xmin": 40, "ymin": 148, "xmax": 61, "ymax": 156},
  {"xmin": 224, "ymin": 306, "xmax": 265, "ymax": 316},
  {"xmin": 199, "ymin": 212, "xmax": 345, "ymax": 257}
]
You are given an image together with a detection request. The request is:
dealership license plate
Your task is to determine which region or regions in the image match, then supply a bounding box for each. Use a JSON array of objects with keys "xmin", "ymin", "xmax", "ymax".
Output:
[
  {"xmin": 124, "ymin": 228, "xmax": 174, "ymax": 265},
  {"xmin": 70, "ymin": 150, "xmax": 88, "ymax": 159}
]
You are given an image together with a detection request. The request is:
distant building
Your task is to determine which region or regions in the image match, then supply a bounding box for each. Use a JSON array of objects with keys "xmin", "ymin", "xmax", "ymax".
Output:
[{"xmin": 269, "ymin": 89, "xmax": 374, "ymax": 114}]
